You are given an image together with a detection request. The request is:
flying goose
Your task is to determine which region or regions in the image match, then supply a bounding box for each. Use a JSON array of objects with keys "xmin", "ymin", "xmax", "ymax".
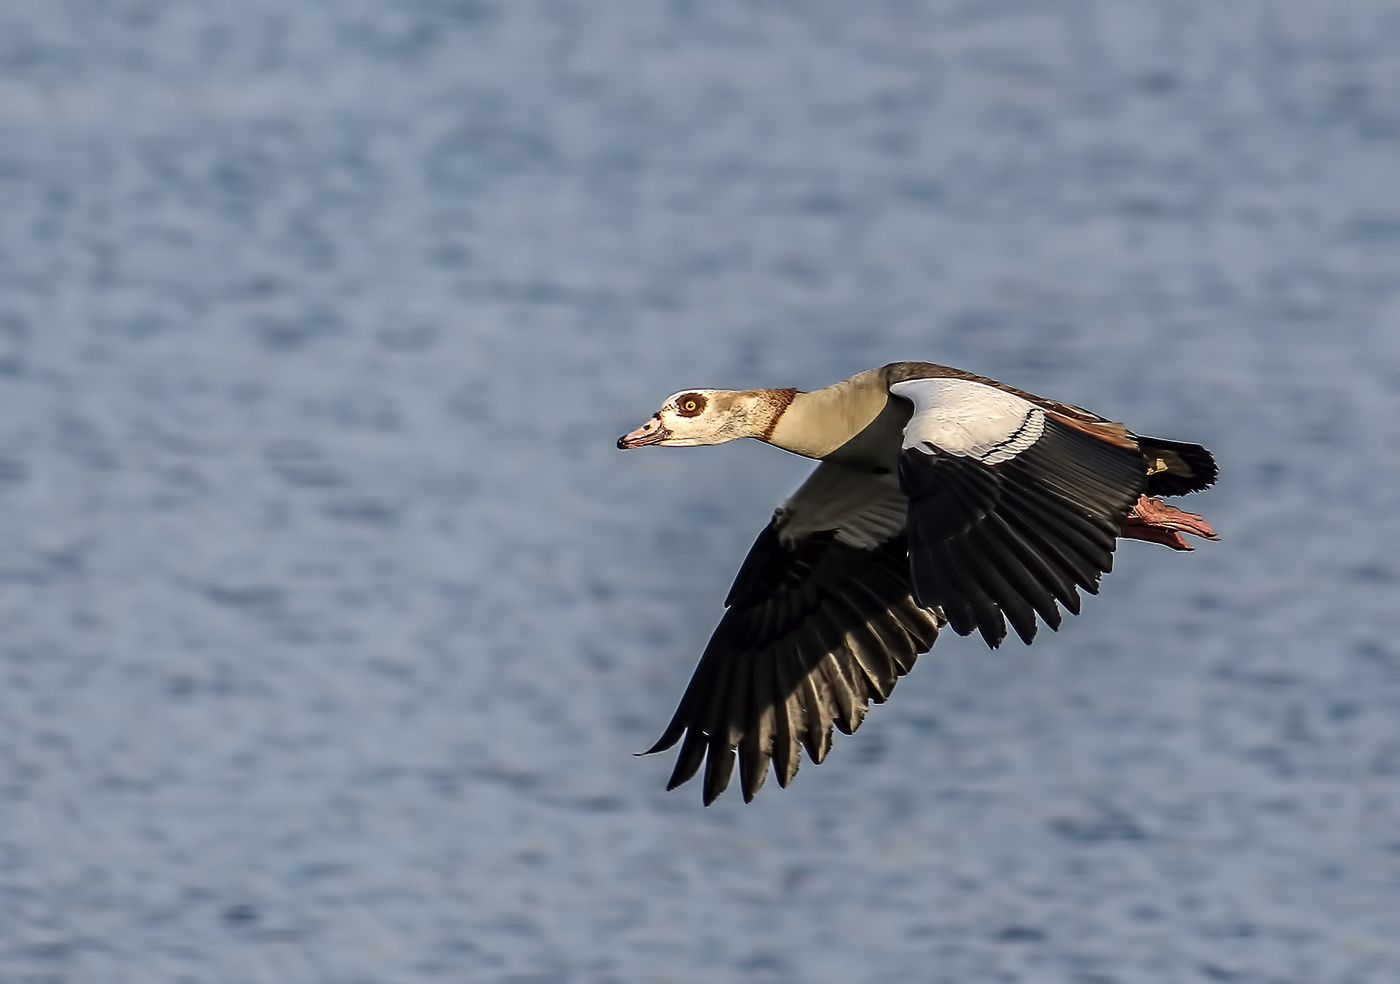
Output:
[{"xmin": 618, "ymin": 362, "xmax": 1218, "ymax": 804}]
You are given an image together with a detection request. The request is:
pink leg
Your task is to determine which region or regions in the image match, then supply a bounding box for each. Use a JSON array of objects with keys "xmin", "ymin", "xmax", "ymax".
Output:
[{"xmin": 1119, "ymin": 495, "xmax": 1219, "ymax": 551}]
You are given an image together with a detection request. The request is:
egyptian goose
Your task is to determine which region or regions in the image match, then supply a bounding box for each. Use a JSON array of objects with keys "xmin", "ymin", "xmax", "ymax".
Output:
[{"xmin": 618, "ymin": 362, "xmax": 1218, "ymax": 804}]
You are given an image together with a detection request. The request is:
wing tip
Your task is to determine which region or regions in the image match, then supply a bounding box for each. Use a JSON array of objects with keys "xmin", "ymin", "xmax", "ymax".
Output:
[{"xmin": 641, "ymin": 734, "xmax": 679, "ymax": 757}]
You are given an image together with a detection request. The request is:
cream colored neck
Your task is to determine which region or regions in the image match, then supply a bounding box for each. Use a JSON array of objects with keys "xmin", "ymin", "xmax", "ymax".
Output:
[{"xmin": 764, "ymin": 369, "xmax": 891, "ymax": 459}]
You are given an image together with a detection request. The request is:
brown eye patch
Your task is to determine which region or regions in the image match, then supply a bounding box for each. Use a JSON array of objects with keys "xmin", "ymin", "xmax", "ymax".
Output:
[{"xmin": 675, "ymin": 393, "xmax": 707, "ymax": 417}]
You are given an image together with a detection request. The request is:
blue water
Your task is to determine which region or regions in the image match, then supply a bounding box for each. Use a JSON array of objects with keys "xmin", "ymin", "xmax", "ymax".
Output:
[{"xmin": 2, "ymin": 2, "xmax": 1399, "ymax": 981}]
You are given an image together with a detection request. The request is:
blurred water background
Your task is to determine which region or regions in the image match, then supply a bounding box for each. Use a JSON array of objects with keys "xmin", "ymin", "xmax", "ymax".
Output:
[{"xmin": 2, "ymin": 2, "xmax": 1399, "ymax": 981}]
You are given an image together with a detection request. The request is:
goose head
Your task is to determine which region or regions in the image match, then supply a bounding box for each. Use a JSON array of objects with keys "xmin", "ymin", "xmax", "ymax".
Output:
[{"xmin": 617, "ymin": 388, "xmax": 795, "ymax": 449}]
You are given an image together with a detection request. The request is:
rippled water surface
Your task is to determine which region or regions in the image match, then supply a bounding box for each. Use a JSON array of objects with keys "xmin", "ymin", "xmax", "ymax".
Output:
[{"xmin": 2, "ymin": 2, "xmax": 1399, "ymax": 981}]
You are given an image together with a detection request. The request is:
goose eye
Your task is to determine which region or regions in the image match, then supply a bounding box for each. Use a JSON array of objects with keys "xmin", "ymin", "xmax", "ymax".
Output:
[{"xmin": 675, "ymin": 393, "xmax": 706, "ymax": 417}]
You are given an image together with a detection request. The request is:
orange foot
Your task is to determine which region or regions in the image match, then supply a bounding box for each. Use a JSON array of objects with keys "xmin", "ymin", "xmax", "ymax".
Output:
[{"xmin": 1119, "ymin": 495, "xmax": 1219, "ymax": 551}]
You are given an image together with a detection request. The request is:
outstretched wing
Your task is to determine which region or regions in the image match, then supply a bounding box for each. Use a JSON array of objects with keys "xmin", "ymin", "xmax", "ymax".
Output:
[
  {"xmin": 646, "ymin": 462, "xmax": 942, "ymax": 804},
  {"xmin": 890, "ymin": 378, "xmax": 1147, "ymax": 649}
]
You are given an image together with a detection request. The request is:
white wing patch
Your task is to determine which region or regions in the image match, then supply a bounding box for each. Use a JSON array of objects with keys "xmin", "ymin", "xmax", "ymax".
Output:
[
  {"xmin": 774, "ymin": 461, "xmax": 907, "ymax": 550},
  {"xmin": 890, "ymin": 377, "xmax": 1045, "ymax": 465}
]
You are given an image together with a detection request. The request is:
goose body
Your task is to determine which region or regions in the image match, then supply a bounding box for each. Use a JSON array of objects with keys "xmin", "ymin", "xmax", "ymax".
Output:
[{"xmin": 619, "ymin": 362, "xmax": 1218, "ymax": 804}]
